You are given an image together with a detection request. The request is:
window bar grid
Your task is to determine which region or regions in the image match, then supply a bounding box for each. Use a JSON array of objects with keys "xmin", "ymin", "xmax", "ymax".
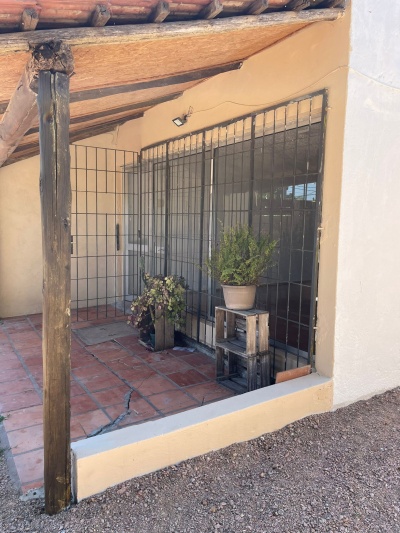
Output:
[{"xmin": 70, "ymin": 91, "xmax": 326, "ymax": 380}]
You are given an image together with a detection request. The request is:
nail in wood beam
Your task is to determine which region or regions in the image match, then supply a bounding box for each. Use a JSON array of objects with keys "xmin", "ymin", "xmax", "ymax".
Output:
[
  {"xmin": 90, "ymin": 4, "xmax": 111, "ymax": 27},
  {"xmin": 38, "ymin": 69, "xmax": 72, "ymax": 515},
  {"xmin": 149, "ymin": 1, "xmax": 170, "ymax": 23},
  {"xmin": 285, "ymin": 0, "xmax": 311, "ymax": 11},
  {"xmin": 199, "ymin": 0, "xmax": 223, "ymax": 20},
  {"xmin": 247, "ymin": 0, "xmax": 269, "ymax": 15},
  {"xmin": 0, "ymin": 41, "xmax": 74, "ymax": 167},
  {"xmin": 20, "ymin": 8, "xmax": 39, "ymax": 31}
]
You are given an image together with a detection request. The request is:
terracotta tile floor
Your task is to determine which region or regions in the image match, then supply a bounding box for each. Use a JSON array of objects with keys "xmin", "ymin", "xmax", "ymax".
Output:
[{"xmin": 0, "ymin": 306, "xmax": 234, "ymax": 494}]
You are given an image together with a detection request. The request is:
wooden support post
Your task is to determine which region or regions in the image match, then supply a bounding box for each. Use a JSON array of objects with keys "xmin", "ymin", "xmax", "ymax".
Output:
[
  {"xmin": 247, "ymin": 0, "xmax": 269, "ymax": 15},
  {"xmin": 20, "ymin": 8, "xmax": 39, "ymax": 31},
  {"xmin": 38, "ymin": 69, "xmax": 72, "ymax": 515},
  {"xmin": 199, "ymin": 0, "xmax": 223, "ymax": 20},
  {"xmin": 90, "ymin": 5, "xmax": 111, "ymax": 27},
  {"xmin": 150, "ymin": 1, "xmax": 170, "ymax": 23}
]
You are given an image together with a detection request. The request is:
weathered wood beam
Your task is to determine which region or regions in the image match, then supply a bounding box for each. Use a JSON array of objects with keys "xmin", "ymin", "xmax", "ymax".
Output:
[
  {"xmin": 199, "ymin": 0, "xmax": 223, "ymax": 20},
  {"xmin": 0, "ymin": 63, "xmax": 239, "ymax": 114},
  {"xmin": 0, "ymin": 68, "xmax": 38, "ymax": 166},
  {"xmin": 149, "ymin": 1, "xmax": 170, "ymax": 23},
  {"xmin": 7, "ymin": 113, "xmax": 144, "ymax": 165},
  {"xmin": 0, "ymin": 41, "xmax": 74, "ymax": 167},
  {"xmin": 247, "ymin": 0, "xmax": 269, "ymax": 16},
  {"xmin": 20, "ymin": 8, "xmax": 39, "ymax": 31},
  {"xmin": 90, "ymin": 4, "xmax": 111, "ymax": 27},
  {"xmin": 69, "ymin": 62, "xmax": 242, "ymax": 103},
  {"xmin": 285, "ymin": 0, "xmax": 311, "ymax": 11},
  {"xmin": 26, "ymin": 91, "xmax": 182, "ymax": 136},
  {"xmin": 38, "ymin": 70, "xmax": 72, "ymax": 515},
  {"xmin": 0, "ymin": 9, "xmax": 346, "ymax": 55}
]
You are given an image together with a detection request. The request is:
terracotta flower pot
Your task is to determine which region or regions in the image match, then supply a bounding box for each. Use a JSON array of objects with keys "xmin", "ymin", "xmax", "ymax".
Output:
[{"xmin": 222, "ymin": 285, "xmax": 256, "ymax": 310}]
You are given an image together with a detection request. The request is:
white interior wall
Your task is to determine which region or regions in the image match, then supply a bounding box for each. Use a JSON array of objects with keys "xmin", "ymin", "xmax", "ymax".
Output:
[{"xmin": 333, "ymin": 0, "xmax": 400, "ymax": 406}]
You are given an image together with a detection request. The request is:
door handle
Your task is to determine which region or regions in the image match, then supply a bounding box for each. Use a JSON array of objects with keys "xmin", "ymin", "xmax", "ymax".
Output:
[{"xmin": 116, "ymin": 224, "xmax": 120, "ymax": 251}]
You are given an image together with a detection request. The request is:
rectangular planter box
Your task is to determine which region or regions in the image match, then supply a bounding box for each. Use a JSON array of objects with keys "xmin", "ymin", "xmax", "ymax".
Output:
[{"xmin": 153, "ymin": 309, "xmax": 174, "ymax": 351}]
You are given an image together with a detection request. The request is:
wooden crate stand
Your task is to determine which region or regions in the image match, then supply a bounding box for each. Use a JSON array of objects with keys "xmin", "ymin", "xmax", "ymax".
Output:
[{"xmin": 215, "ymin": 306, "xmax": 271, "ymax": 392}]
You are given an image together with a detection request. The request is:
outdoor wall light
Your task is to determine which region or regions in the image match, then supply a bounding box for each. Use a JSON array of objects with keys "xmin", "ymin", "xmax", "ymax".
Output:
[
  {"xmin": 172, "ymin": 116, "xmax": 187, "ymax": 127},
  {"xmin": 172, "ymin": 107, "xmax": 193, "ymax": 127}
]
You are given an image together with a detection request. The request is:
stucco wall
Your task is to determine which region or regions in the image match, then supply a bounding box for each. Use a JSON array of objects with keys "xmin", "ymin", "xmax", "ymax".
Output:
[
  {"xmin": 0, "ymin": 14, "xmax": 351, "ymax": 389},
  {"xmin": 0, "ymin": 156, "xmax": 42, "ymax": 316},
  {"xmin": 333, "ymin": 0, "xmax": 400, "ymax": 406},
  {"xmin": 118, "ymin": 14, "xmax": 351, "ymax": 378},
  {"xmin": 0, "ymin": 130, "xmax": 140, "ymax": 318}
]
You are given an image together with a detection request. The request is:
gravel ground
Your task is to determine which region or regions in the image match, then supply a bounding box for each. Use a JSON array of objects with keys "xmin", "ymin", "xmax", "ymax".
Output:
[{"xmin": 1, "ymin": 388, "xmax": 399, "ymax": 533}]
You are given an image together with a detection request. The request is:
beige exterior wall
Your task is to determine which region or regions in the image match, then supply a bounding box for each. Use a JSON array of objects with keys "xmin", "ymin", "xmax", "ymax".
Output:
[
  {"xmin": 0, "ymin": 156, "xmax": 42, "ymax": 317},
  {"xmin": 0, "ymin": 130, "xmax": 140, "ymax": 318},
  {"xmin": 332, "ymin": 0, "xmax": 400, "ymax": 405},
  {"xmin": 117, "ymin": 13, "xmax": 351, "ymax": 378},
  {"xmin": 72, "ymin": 373, "xmax": 332, "ymax": 501},
  {"xmin": 0, "ymin": 14, "xmax": 350, "ymax": 384}
]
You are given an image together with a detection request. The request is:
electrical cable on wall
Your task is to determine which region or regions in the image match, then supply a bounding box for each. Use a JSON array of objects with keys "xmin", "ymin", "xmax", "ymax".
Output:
[{"xmin": 189, "ymin": 65, "xmax": 400, "ymax": 117}]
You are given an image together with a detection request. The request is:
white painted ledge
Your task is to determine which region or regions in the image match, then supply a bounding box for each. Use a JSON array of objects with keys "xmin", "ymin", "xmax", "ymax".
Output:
[{"xmin": 72, "ymin": 373, "xmax": 332, "ymax": 501}]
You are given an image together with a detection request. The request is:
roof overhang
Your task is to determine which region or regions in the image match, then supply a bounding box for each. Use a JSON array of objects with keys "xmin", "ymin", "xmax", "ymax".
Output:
[{"xmin": 0, "ymin": 7, "xmax": 345, "ymax": 166}]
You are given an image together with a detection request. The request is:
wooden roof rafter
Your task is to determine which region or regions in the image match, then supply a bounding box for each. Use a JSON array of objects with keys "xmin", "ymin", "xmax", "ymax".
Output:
[
  {"xmin": 0, "ymin": 1, "xmax": 347, "ymax": 33},
  {"xmin": 0, "ymin": 7, "xmax": 345, "ymax": 166}
]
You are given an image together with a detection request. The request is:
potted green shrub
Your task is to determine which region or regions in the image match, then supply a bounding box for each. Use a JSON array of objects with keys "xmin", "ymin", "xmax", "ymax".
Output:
[
  {"xmin": 129, "ymin": 273, "xmax": 186, "ymax": 351},
  {"xmin": 205, "ymin": 224, "xmax": 277, "ymax": 310}
]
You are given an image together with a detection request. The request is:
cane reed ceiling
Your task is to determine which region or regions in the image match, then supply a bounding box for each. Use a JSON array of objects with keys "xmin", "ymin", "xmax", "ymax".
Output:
[{"xmin": 0, "ymin": 1, "xmax": 346, "ymax": 164}]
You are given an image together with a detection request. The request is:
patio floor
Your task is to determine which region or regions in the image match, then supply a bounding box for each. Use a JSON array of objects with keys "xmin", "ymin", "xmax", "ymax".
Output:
[{"xmin": 0, "ymin": 308, "xmax": 234, "ymax": 494}]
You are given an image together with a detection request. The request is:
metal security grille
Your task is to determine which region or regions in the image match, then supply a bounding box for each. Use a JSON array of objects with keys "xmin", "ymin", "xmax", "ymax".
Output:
[
  {"xmin": 70, "ymin": 145, "xmax": 138, "ymax": 322},
  {"xmin": 140, "ymin": 92, "xmax": 327, "ymax": 376}
]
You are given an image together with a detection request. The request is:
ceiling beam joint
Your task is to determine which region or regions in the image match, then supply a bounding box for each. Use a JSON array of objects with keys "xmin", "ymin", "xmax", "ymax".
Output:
[
  {"xmin": 149, "ymin": 2, "xmax": 170, "ymax": 23},
  {"xmin": 199, "ymin": 0, "xmax": 223, "ymax": 20},
  {"xmin": 20, "ymin": 8, "xmax": 39, "ymax": 32},
  {"xmin": 90, "ymin": 5, "xmax": 111, "ymax": 27}
]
